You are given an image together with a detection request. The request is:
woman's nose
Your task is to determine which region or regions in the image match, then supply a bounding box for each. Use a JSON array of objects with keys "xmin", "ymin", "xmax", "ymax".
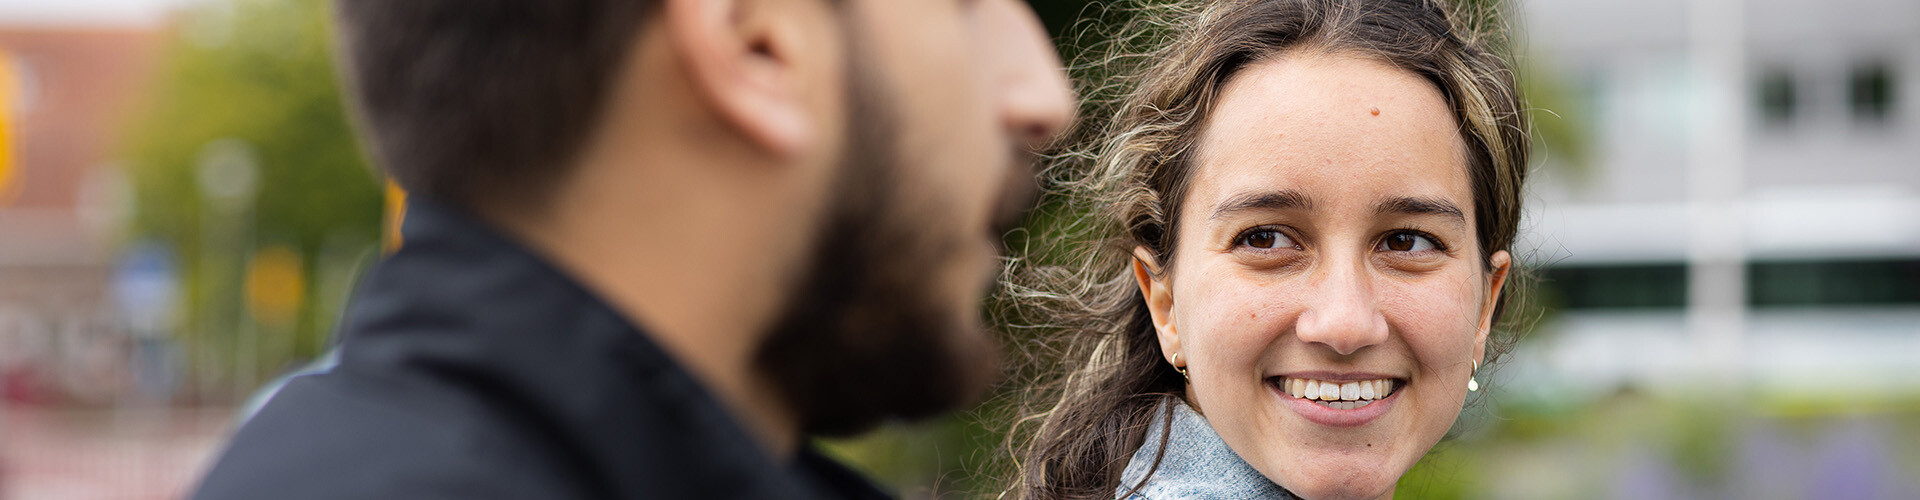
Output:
[
  {"xmin": 1294, "ymin": 262, "xmax": 1390, "ymax": 356},
  {"xmin": 982, "ymin": 0, "xmax": 1075, "ymax": 150}
]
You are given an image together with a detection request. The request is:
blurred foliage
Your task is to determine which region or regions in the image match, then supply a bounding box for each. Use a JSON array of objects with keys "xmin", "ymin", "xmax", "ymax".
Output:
[
  {"xmin": 1394, "ymin": 441, "xmax": 1481, "ymax": 500},
  {"xmin": 1521, "ymin": 60, "xmax": 1594, "ymax": 177},
  {"xmin": 119, "ymin": 0, "xmax": 381, "ymax": 399},
  {"xmin": 818, "ymin": 412, "xmax": 1013, "ymax": 497}
]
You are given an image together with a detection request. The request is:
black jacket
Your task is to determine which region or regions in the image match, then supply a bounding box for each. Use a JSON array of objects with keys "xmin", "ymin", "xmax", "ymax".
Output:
[{"xmin": 191, "ymin": 200, "xmax": 891, "ymax": 500}]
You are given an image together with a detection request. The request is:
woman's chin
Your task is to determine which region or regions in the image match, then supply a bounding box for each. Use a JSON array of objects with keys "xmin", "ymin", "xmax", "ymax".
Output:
[
  {"xmin": 1268, "ymin": 462, "xmax": 1398, "ymax": 500},
  {"xmin": 1284, "ymin": 482, "xmax": 1394, "ymax": 500}
]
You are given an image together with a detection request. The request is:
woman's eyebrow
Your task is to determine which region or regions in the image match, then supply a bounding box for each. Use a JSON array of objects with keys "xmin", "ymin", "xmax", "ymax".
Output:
[
  {"xmin": 1376, "ymin": 196, "xmax": 1466, "ymax": 227},
  {"xmin": 1210, "ymin": 190, "xmax": 1314, "ymax": 220}
]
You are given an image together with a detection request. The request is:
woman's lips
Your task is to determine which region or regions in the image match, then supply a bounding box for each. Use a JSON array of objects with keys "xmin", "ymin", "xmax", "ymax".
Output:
[{"xmin": 1269, "ymin": 375, "xmax": 1401, "ymax": 428}]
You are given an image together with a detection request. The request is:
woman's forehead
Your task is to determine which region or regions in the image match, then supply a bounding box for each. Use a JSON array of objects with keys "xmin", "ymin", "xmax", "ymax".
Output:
[{"xmin": 1188, "ymin": 53, "xmax": 1472, "ymax": 214}]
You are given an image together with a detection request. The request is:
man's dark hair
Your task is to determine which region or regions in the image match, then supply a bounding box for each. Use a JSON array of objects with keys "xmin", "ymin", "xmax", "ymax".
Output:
[{"xmin": 332, "ymin": 0, "xmax": 655, "ymax": 208}]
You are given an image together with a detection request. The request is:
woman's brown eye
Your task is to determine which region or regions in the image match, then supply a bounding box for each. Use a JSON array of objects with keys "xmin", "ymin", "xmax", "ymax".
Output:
[
  {"xmin": 1386, "ymin": 233, "xmax": 1414, "ymax": 251},
  {"xmin": 1238, "ymin": 229, "xmax": 1292, "ymax": 249},
  {"xmin": 1249, "ymin": 231, "xmax": 1277, "ymax": 248},
  {"xmin": 1381, "ymin": 232, "xmax": 1437, "ymax": 252}
]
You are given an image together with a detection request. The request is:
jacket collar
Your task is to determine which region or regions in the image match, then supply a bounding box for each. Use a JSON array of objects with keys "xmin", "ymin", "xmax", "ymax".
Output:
[{"xmin": 1117, "ymin": 398, "xmax": 1298, "ymax": 499}]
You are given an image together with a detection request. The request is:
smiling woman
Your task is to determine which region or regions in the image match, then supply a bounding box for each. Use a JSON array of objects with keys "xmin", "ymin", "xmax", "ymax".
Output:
[{"xmin": 1004, "ymin": 0, "xmax": 1529, "ymax": 499}]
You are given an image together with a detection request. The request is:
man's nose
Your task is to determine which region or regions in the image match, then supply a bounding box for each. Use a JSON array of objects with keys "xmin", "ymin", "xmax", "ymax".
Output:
[
  {"xmin": 1294, "ymin": 260, "xmax": 1390, "ymax": 356},
  {"xmin": 984, "ymin": 0, "xmax": 1075, "ymax": 150}
]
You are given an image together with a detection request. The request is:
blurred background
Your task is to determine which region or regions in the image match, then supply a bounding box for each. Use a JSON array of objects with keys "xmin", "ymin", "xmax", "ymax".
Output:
[{"xmin": 0, "ymin": 0, "xmax": 1913, "ymax": 498}]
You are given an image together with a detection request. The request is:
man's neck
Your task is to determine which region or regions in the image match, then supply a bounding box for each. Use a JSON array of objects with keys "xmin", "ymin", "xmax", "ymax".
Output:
[{"xmin": 481, "ymin": 166, "xmax": 817, "ymax": 460}]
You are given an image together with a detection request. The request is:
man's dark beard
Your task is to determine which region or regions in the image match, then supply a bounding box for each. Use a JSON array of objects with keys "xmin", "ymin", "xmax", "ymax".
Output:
[{"xmin": 752, "ymin": 60, "xmax": 1004, "ymax": 437}]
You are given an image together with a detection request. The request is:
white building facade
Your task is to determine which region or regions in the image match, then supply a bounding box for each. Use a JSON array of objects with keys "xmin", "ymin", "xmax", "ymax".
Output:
[{"xmin": 1511, "ymin": 0, "xmax": 1920, "ymax": 400}]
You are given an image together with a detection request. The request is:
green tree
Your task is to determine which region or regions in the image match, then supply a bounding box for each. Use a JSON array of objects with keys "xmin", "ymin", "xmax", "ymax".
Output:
[{"xmin": 120, "ymin": 0, "xmax": 381, "ymax": 401}]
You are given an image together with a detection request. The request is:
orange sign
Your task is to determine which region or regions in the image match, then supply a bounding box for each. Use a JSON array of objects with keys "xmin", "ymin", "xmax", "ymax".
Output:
[
  {"xmin": 0, "ymin": 48, "xmax": 14, "ymax": 206},
  {"xmin": 246, "ymin": 245, "xmax": 307, "ymax": 329}
]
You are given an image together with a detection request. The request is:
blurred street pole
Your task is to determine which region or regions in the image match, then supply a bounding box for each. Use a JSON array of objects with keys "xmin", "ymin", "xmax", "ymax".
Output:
[
  {"xmin": 1687, "ymin": 0, "xmax": 1747, "ymax": 388},
  {"xmin": 195, "ymin": 139, "xmax": 259, "ymax": 401}
]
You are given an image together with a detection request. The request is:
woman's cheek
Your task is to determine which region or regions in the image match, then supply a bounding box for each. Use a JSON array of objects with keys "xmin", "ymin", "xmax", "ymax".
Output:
[
  {"xmin": 1380, "ymin": 274, "xmax": 1484, "ymax": 359},
  {"xmin": 1185, "ymin": 268, "xmax": 1295, "ymax": 354}
]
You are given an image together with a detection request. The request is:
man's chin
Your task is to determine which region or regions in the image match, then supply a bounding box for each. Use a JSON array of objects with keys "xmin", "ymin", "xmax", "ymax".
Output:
[
  {"xmin": 851, "ymin": 316, "xmax": 1000, "ymax": 428},
  {"xmin": 757, "ymin": 294, "xmax": 1000, "ymax": 437},
  {"xmin": 938, "ymin": 319, "xmax": 1002, "ymax": 400}
]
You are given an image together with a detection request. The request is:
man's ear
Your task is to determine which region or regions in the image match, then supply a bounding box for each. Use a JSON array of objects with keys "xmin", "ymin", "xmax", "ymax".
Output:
[
  {"xmin": 1474, "ymin": 250, "xmax": 1513, "ymax": 363},
  {"xmin": 661, "ymin": 0, "xmax": 829, "ymax": 157},
  {"xmin": 1132, "ymin": 247, "xmax": 1181, "ymax": 365}
]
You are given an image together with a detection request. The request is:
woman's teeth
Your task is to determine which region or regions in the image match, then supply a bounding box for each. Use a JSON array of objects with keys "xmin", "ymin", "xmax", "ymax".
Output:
[{"xmin": 1280, "ymin": 377, "xmax": 1397, "ymax": 410}]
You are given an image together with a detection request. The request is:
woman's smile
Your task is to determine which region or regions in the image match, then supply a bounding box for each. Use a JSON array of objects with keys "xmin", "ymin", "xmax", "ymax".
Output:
[{"xmin": 1270, "ymin": 375, "xmax": 1404, "ymax": 428}]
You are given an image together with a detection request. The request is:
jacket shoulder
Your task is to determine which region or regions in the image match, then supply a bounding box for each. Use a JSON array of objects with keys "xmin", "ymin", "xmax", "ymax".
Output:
[{"xmin": 190, "ymin": 370, "xmax": 595, "ymax": 500}]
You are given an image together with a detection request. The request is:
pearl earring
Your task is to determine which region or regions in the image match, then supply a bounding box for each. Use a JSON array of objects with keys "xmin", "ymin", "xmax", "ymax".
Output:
[{"xmin": 1467, "ymin": 360, "xmax": 1480, "ymax": 392}]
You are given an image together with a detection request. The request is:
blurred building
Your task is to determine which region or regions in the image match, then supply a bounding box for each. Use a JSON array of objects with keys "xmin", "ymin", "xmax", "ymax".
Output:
[
  {"xmin": 0, "ymin": 25, "xmax": 162, "ymax": 405},
  {"xmin": 1516, "ymin": 0, "xmax": 1920, "ymax": 400}
]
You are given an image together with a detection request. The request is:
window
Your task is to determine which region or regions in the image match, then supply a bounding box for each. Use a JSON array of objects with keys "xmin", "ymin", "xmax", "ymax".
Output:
[
  {"xmin": 1755, "ymin": 68, "xmax": 1796, "ymax": 125},
  {"xmin": 1749, "ymin": 259, "xmax": 1920, "ymax": 307},
  {"xmin": 1541, "ymin": 264, "xmax": 1689, "ymax": 310},
  {"xmin": 1541, "ymin": 259, "xmax": 1920, "ymax": 310},
  {"xmin": 1848, "ymin": 62, "xmax": 1896, "ymax": 124}
]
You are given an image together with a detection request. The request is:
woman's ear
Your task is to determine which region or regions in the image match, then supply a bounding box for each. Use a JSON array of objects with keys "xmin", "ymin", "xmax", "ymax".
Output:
[
  {"xmin": 1132, "ymin": 247, "xmax": 1181, "ymax": 363},
  {"xmin": 1474, "ymin": 250, "xmax": 1513, "ymax": 360}
]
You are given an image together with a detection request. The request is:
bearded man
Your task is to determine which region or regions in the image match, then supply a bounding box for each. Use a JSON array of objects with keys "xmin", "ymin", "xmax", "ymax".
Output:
[{"xmin": 189, "ymin": 0, "xmax": 1072, "ymax": 498}]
